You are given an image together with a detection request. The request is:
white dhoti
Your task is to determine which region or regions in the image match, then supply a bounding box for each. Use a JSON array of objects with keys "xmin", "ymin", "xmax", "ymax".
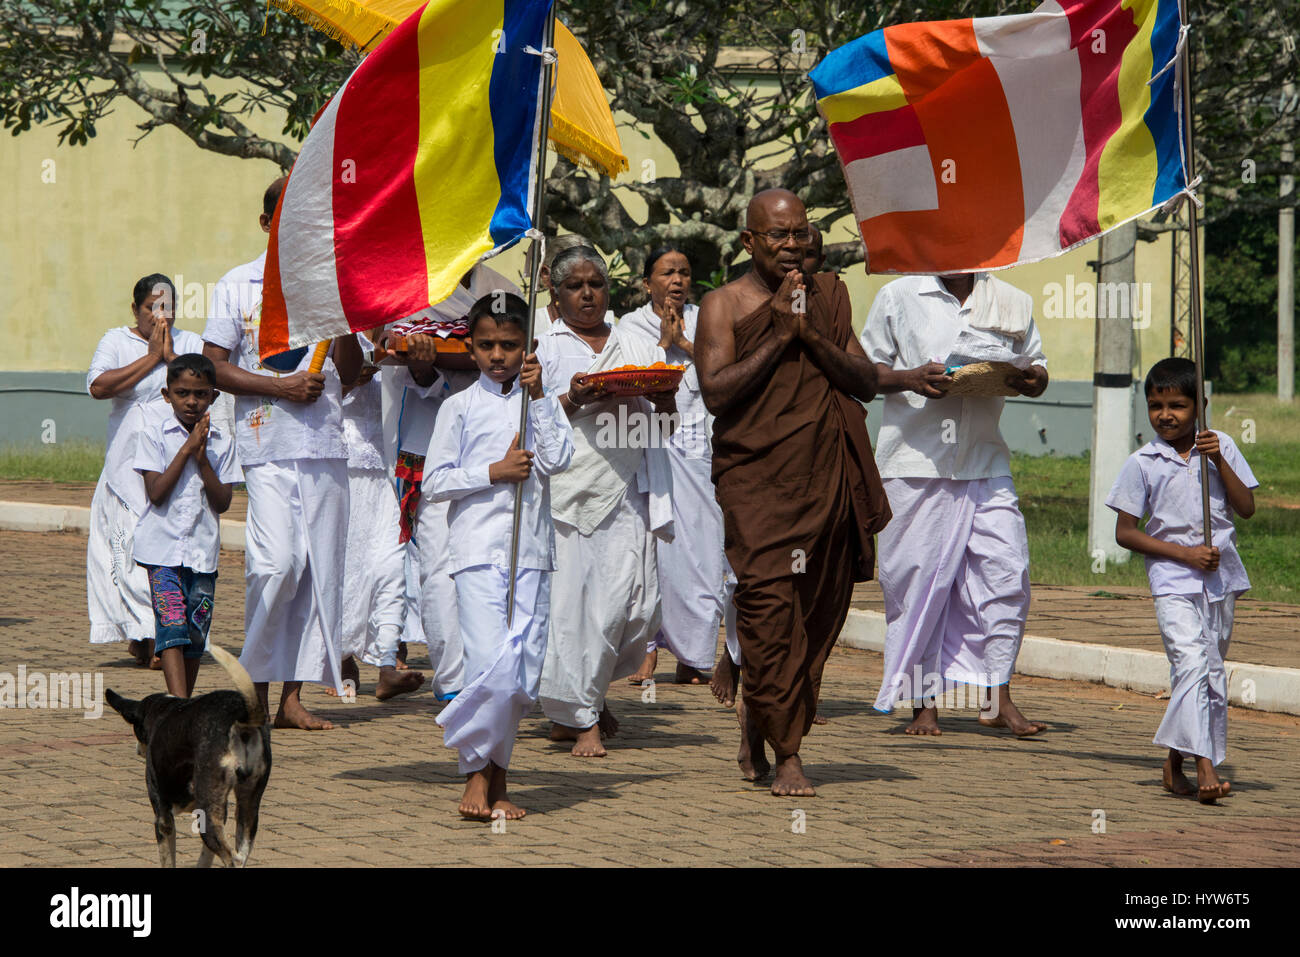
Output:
[
  {"xmin": 647, "ymin": 450, "xmax": 730, "ymax": 670},
  {"xmin": 413, "ymin": 498, "xmax": 464, "ymax": 696},
  {"xmin": 1153, "ymin": 592, "xmax": 1236, "ymax": 766},
  {"xmin": 239, "ymin": 458, "xmax": 348, "ymax": 691},
  {"xmin": 875, "ymin": 475, "xmax": 1029, "ymax": 712},
  {"xmin": 438, "ymin": 565, "xmax": 550, "ymax": 773},
  {"xmin": 86, "ymin": 473, "xmax": 153, "ymax": 644},
  {"xmin": 540, "ymin": 489, "xmax": 660, "ymax": 729},
  {"xmin": 342, "ymin": 467, "xmax": 405, "ymax": 667}
]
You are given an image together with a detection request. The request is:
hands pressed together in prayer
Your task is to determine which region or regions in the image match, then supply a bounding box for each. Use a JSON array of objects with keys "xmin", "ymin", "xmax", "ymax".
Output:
[
  {"xmin": 656, "ymin": 301, "xmax": 691, "ymax": 352},
  {"xmin": 146, "ymin": 312, "xmax": 177, "ymax": 365},
  {"xmin": 770, "ymin": 268, "xmax": 811, "ymax": 346},
  {"xmin": 180, "ymin": 414, "xmax": 210, "ymax": 460}
]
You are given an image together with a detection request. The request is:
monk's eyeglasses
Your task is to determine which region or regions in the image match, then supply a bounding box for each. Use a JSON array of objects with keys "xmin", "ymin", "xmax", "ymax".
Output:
[{"xmin": 753, "ymin": 228, "xmax": 813, "ymax": 245}]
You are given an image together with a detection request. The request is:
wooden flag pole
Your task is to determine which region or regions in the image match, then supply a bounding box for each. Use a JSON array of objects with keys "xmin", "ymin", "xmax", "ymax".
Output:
[
  {"xmin": 307, "ymin": 339, "xmax": 331, "ymax": 374},
  {"xmin": 507, "ymin": 3, "xmax": 559, "ymax": 626},
  {"xmin": 1176, "ymin": 0, "xmax": 1212, "ymax": 545}
]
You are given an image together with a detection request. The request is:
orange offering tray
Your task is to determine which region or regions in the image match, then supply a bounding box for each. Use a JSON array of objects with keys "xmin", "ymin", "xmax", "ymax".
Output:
[
  {"xmin": 581, "ymin": 364, "xmax": 685, "ymax": 397},
  {"xmin": 387, "ymin": 334, "xmax": 470, "ymax": 355}
]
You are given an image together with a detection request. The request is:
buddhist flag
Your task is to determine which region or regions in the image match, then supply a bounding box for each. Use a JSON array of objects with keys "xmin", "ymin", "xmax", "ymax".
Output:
[
  {"xmin": 809, "ymin": 0, "xmax": 1186, "ymax": 273},
  {"xmin": 260, "ymin": 0, "xmax": 553, "ymax": 360}
]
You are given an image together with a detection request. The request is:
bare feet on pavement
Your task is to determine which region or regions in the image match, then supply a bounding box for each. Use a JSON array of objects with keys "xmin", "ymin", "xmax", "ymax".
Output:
[
  {"xmin": 771, "ymin": 752, "xmax": 815, "ymax": 797},
  {"xmin": 274, "ymin": 695, "xmax": 335, "ymax": 730},
  {"xmin": 376, "ymin": 665, "xmax": 424, "ymax": 700},
  {"xmin": 458, "ymin": 768, "xmax": 492, "ymax": 820},
  {"xmin": 1162, "ymin": 750, "xmax": 1196, "ymax": 796},
  {"xmin": 905, "ymin": 705, "xmax": 942, "ymax": 735},
  {"xmin": 325, "ymin": 656, "xmax": 360, "ymax": 697},
  {"xmin": 675, "ymin": 662, "xmax": 709, "ymax": 685},
  {"xmin": 978, "ymin": 685, "xmax": 1046, "ymax": 736},
  {"xmin": 628, "ymin": 649, "xmax": 657, "ymax": 684},
  {"xmin": 489, "ymin": 764, "xmax": 526, "ymax": 820},
  {"xmin": 736, "ymin": 695, "xmax": 770, "ymax": 781},
  {"xmin": 709, "ymin": 653, "xmax": 739, "ymax": 708}
]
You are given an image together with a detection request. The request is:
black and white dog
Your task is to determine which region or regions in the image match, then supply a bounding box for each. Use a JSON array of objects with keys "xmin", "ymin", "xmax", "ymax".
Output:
[{"xmin": 106, "ymin": 645, "xmax": 270, "ymax": 868}]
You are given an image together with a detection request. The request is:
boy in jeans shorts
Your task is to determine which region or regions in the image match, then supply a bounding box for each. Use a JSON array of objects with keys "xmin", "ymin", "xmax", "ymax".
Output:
[{"xmin": 133, "ymin": 354, "xmax": 240, "ymax": 697}]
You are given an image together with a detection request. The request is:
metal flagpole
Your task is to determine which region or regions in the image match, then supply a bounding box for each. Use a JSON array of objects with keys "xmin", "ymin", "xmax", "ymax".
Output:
[
  {"xmin": 1176, "ymin": 0, "xmax": 1212, "ymax": 545},
  {"xmin": 507, "ymin": 3, "xmax": 558, "ymax": 625}
]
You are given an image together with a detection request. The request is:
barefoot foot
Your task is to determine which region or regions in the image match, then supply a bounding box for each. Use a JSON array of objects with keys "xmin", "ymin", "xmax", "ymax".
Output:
[
  {"xmin": 458, "ymin": 768, "xmax": 492, "ymax": 820},
  {"xmin": 570, "ymin": 724, "xmax": 607, "ymax": 757},
  {"xmin": 488, "ymin": 765, "xmax": 526, "ymax": 820},
  {"xmin": 628, "ymin": 649, "xmax": 657, "ymax": 685},
  {"xmin": 273, "ymin": 697, "xmax": 335, "ymax": 730},
  {"xmin": 979, "ymin": 686, "xmax": 1046, "ymax": 736},
  {"xmin": 375, "ymin": 665, "xmax": 424, "ymax": 700},
  {"xmin": 325, "ymin": 656, "xmax": 360, "ymax": 697},
  {"xmin": 709, "ymin": 654, "xmax": 740, "ymax": 708},
  {"xmin": 771, "ymin": 752, "xmax": 815, "ymax": 797},
  {"xmin": 1162, "ymin": 752, "xmax": 1195, "ymax": 796},
  {"xmin": 904, "ymin": 706, "xmax": 942, "ymax": 736},
  {"xmin": 394, "ymin": 641, "xmax": 409, "ymax": 671},
  {"xmin": 674, "ymin": 662, "xmax": 709, "ymax": 685},
  {"xmin": 597, "ymin": 705, "xmax": 619, "ymax": 738},
  {"xmin": 736, "ymin": 696, "xmax": 770, "ymax": 781},
  {"xmin": 811, "ymin": 712, "xmax": 828, "ymax": 726}
]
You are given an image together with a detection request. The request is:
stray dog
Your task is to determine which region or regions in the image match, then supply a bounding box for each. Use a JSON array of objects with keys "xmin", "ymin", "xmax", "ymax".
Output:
[{"xmin": 106, "ymin": 644, "xmax": 270, "ymax": 867}]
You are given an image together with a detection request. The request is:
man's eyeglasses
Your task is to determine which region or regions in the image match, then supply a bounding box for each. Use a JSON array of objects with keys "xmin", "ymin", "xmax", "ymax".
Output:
[{"xmin": 751, "ymin": 228, "xmax": 813, "ymax": 244}]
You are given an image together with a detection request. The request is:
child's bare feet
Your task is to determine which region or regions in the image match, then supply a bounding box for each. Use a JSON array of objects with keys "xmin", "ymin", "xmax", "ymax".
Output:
[
  {"xmin": 905, "ymin": 706, "xmax": 941, "ymax": 735},
  {"xmin": 459, "ymin": 768, "xmax": 493, "ymax": 820},
  {"xmin": 325, "ymin": 656, "xmax": 360, "ymax": 697},
  {"xmin": 1162, "ymin": 751, "xmax": 1195, "ymax": 796},
  {"xmin": 488, "ymin": 764, "xmax": 526, "ymax": 820},
  {"xmin": 628, "ymin": 649, "xmax": 657, "ymax": 684},
  {"xmin": 375, "ymin": 665, "xmax": 424, "ymax": 700}
]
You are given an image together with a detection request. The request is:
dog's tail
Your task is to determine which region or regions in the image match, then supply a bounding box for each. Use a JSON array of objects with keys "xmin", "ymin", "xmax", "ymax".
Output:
[{"xmin": 207, "ymin": 644, "xmax": 265, "ymax": 727}]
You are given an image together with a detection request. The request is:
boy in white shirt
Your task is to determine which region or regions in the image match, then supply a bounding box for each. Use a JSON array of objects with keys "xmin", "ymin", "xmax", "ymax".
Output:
[
  {"xmin": 1106, "ymin": 357, "xmax": 1258, "ymax": 804},
  {"xmin": 133, "ymin": 354, "xmax": 240, "ymax": 697},
  {"xmin": 426, "ymin": 294, "xmax": 573, "ymax": 821}
]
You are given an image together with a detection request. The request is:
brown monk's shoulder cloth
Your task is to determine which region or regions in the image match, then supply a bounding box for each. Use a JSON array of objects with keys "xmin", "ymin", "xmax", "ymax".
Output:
[{"xmin": 711, "ymin": 271, "xmax": 891, "ymax": 583}]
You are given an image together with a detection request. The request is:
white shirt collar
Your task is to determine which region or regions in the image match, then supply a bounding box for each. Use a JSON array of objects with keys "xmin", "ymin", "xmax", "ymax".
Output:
[{"xmin": 476, "ymin": 371, "xmax": 520, "ymax": 397}]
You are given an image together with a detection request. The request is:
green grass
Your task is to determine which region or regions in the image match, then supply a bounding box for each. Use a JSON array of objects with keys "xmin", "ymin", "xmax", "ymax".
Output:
[
  {"xmin": 1016, "ymin": 392, "xmax": 1299, "ymax": 604},
  {"xmin": 0, "ymin": 440, "xmax": 105, "ymax": 483}
]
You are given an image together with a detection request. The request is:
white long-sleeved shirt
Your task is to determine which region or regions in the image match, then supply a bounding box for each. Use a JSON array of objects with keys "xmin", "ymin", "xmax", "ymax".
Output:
[{"xmin": 424, "ymin": 372, "xmax": 573, "ymax": 574}]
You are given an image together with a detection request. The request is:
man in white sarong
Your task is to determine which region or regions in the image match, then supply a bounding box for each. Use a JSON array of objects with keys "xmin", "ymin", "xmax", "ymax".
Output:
[
  {"xmin": 337, "ymin": 339, "xmax": 425, "ymax": 701},
  {"xmin": 619, "ymin": 246, "xmax": 734, "ymax": 685},
  {"xmin": 87, "ymin": 275, "xmax": 205, "ymax": 661},
  {"xmin": 861, "ymin": 272, "xmax": 1048, "ymax": 737},
  {"xmin": 202, "ymin": 177, "xmax": 361, "ymax": 730},
  {"xmin": 382, "ymin": 264, "xmax": 521, "ymax": 696},
  {"xmin": 535, "ymin": 247, "xmax": 676, "ymax": 757}
]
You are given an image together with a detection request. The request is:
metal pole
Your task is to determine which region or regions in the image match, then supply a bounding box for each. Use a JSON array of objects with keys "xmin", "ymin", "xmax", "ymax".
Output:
[
  {"xmin": 507, "ymin": 3, "xmax": 558, "ymax": 625},
  {"xmin": 1279, "ymin": 82, "xmax": 1295, "ymax": 403},
  {"xmin": 1177, "ymin": 0, "xmax": 1212, "ymax": 545}
]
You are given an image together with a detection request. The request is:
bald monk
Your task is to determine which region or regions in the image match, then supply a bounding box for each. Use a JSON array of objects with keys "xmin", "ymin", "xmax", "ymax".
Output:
[{"xmin": 696, "ymin": 189, "xmax": 890, "ymax": 796}]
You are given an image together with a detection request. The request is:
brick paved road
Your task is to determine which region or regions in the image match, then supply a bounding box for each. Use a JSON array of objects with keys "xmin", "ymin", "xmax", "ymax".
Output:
[{"xmin": 1, "ymin": 529, "xmax": 1297, "ymax": 867}]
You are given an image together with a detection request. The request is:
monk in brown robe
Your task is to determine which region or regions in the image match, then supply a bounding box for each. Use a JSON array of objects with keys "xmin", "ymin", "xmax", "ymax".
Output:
[{"xmin": 696, "ymin": 189, "xmax": 890, "ymax": 796}]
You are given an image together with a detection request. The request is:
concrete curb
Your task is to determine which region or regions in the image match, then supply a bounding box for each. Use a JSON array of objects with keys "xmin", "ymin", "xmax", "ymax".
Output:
[
  {"xmin": 840, "ymin": 608, "xmax": 1300, "ymax": 717},
  {"xmin": 6, "ymin": 501, "xmax": 1297, "ymax": 716},
  {"xmin": 0, "ymin": 501, "xmax": 248, "ymax": 552}
]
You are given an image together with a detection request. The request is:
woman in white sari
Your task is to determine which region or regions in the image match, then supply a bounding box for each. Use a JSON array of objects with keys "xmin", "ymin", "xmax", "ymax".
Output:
[
  {"xmin": 618, "ymin": 246, "xmax": 736, "ymax": 685},
  {"xmin": 86, "ymin": 274, "xmax": 205, "ymax": 662}
]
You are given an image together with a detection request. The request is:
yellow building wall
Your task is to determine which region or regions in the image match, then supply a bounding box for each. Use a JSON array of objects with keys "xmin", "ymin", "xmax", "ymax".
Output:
[{"xmin": 3, "ymin": 66, "xmax": 1180, "ymax": 381}]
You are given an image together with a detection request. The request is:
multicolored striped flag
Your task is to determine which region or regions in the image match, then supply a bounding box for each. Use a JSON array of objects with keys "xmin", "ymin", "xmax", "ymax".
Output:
[
  {"xmin": 259, "ymin": 0, "xmax": 553, "ymax": 360},
  {"xmin": 809, "ymin": 0, "xmax": 1186, "ymax": 274}
]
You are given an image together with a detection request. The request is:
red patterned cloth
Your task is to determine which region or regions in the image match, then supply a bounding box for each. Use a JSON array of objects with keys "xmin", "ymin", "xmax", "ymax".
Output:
[{"xmin": 394, "ymin": 450, "xmax": 425, "ymax": 543}]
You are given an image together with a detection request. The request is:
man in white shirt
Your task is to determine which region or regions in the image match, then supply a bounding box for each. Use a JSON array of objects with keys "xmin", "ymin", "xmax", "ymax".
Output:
[
  {"xmin": 861, "ymin": 272, "xmax": 1048, "ymax": 737},
  {"xmin": 202, "ymin": 177, "xmax": 362, "ymax": 730}
]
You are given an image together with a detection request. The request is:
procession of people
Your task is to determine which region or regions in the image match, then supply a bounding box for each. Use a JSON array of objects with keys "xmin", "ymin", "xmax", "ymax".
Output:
[{"xmin": 84, "ymin": 180, "xmax": 1255, "ymax": 819}]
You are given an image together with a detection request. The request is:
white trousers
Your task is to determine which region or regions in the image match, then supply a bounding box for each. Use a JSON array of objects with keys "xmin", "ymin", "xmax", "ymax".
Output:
[
  {"xmin": 647, "ymin": 450, "xmax": 733, "ymax": 670},
  {"xmin": 86, "ymin": 473, "xmax": 153, "ymax": 644},
  {"xmin": 1153, "ymin": 591, "xmax": 1237, "ymax": 766},
  {"xmin": 540, "ymin": 489, "xmax": 660, "ymax": 729},
  {"xmin": 412, "ymin": 498, "xmax": 464, "ymax": 695},
  {"xmin": 402, "ymin": 543, "xmax": 428, "ymax": 646},
  {"xmin": 875, "ymin": 476, "xmax": 1030, "ymax": 712},
  {"xmin": 437, "ymin": 565, "xmax": 550, "ymax": 774},
  {"xmin": 239, "ymin": 459, "xmax": 348, "ymax": 691},
  {"xmin": 342, "ymin": 467, "xmax": 405, "ymax": 668}
]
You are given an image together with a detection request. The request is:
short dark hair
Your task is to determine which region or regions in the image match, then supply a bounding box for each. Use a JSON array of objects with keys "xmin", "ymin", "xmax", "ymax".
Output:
[
  {"xmin": 167, "ymin": 352, "xmax": 217, "ymax": 386},
  {"xmin": 643, "ymin": 244, "xmax": 689, "ymax": 279},
  {"xmin": 1144, "ymin": 357, "xmax": 1197, "ymax": 399},
  {"xmin": 467, "ymin": 291, "xmax": 530, "ymax": 337},
  {"xmin": 263, "ymin": 177, "xmax": 287, "ymax": 220},
  {"xmin": 133, "ymin": 273, "xmax": 175, "ymax": 309}
]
